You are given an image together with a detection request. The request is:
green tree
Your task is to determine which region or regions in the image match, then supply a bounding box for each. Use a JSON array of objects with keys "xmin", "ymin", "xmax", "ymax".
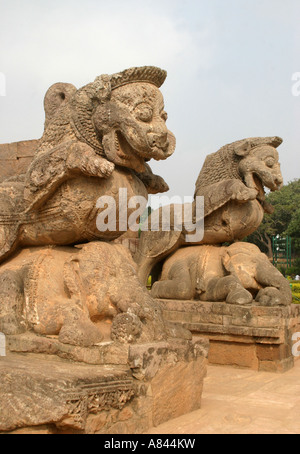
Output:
[
  {"xmin": 244, "ymin": 179, "xmax": 300, "ymax": 257},
  {"xmin": 287, "ymin": 207, "xmax": 300, "ymax": 252}
]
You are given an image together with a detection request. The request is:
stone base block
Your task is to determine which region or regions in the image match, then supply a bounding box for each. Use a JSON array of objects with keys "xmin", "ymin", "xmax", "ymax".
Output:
[
  {"xmin": 207, "ymin": 340, "xmax": 259, "ymax": 369},
  {"xmin": 0, "ymin": 337, "xmax": 208, "ymax": 434},
  {"xmin": 160, "ymin": 299, "xmax": 300, "ymax": 372}
]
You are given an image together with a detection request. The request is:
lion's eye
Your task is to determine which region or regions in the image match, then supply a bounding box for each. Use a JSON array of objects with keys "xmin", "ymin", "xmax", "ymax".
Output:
[
  {"xmin": 134, "ymin": 104, "xmax": 153, "ymax": 122},
  {"xmin": 265, "ymin": 157, "xmax": 275, "ymax": 168}
]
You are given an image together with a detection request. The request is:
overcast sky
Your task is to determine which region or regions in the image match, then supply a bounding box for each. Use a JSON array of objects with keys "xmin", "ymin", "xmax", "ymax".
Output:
[{"xmin": 0, "ymin": 0, "xmax": 299, "ymax": 200}]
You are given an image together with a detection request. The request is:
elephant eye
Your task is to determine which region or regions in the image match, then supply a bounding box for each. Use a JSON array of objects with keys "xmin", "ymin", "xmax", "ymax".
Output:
[
  {"xmin": 265, "ymin": 157, "xmax": 275, "ymax": 168},
  {"xmin": 134, "ymin": 103, "xmax": 153, "ymax": 122}
]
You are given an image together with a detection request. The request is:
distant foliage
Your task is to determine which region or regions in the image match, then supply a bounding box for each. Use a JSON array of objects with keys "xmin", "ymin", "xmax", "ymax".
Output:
[{"xmin": 244, "ymin": 179, "xmax": 300, "ymax": 262}]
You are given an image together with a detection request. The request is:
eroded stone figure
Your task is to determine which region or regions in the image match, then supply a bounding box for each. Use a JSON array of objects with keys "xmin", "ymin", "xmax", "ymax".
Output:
[
  {"xmin": 0, "ymin": 66, "xmax": 175, "ymax": 263},
  {"xmin": 135, "ymin": 136, "xmax": 285, "ymax": 286},
  {"xmin": 151, "ymin": 242, "xmax": 292, "ymax": 306},
  {"xmin": 0, "ymin": 67, "xmax": 209, "ymax": 435},
  {"xmin": 0, "ymin": 66, "xmax": 186, "ymax": 348},
  {"xmin": 0, "ymin": 241, "xmax": 191, "ymax": 346}
]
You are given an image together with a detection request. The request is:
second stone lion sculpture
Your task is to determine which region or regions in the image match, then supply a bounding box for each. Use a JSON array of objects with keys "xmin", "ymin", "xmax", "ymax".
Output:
[
  {"xmin": 135, "ymin": 135, "xmax": 292, "ymax": 307},
  {"xmin": 135, "ymin": 136, "xmax": 285, "ymax": 286}
]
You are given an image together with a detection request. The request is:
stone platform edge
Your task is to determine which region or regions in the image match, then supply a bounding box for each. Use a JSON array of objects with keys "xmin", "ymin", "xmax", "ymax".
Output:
[
  {"xmin": 159, "ymin": 299, "xmax": 300, "ymax": 372},
  {"xmin": 0, "ymin": 337, "xmax": 208, "ymax": 434}
]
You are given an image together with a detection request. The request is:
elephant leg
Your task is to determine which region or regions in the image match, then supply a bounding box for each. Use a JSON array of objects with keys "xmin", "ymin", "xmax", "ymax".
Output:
[
  {"xmin": 205, "ymin": 275, "xmax": 253, "ymax": 305},
  {"xmin": 59, "ymin": 259, "xmax": 104, "ymax": 346},
  {"xmin": 151, "ymin": 262, "xmax": 194, "ymax": 300},
  {"xmin": 33, "ymin": 297, "xmax": 103, "ymax": 347},
  {"xmin": 255, "ymin": 261, "xmax": 292, "ymax": 306},
  {"xmin": 58, "ymin": 303, "xmax": 104, "ymax": 347}
]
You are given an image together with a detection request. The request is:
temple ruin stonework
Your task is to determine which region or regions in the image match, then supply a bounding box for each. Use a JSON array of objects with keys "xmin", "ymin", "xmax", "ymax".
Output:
[
  {"xmin": 0, "ymin": 65, "xmax": 298, "ymax": 434},
  {"xmin": 0, "ymin": 66, "xmax": 207, "ymax": 434},
  {"xmin": 135, "ymin": 135, "xmax": 298, "ymax": 372}
]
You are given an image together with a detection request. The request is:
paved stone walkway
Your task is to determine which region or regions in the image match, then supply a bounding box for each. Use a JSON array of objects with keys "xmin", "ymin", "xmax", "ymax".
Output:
[{"xmin": 147, "ymin": 360, "xmax": 300, "ymax": 434}]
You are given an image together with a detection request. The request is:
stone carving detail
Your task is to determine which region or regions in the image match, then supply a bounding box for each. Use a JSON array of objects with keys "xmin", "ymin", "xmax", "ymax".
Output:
[
  {"xmin": 0, "ymin": 340, "xmax": 208, "ymax": 433},
  {"xmin": 193, "ymin": 136, "xmax": 284, "ymax": 242},
  {"xmin": 0, "ymin": 67, "xmax": 188, "ymax": 350},
  {"xmin": 0, "ymin": 67, "xmax": 210, "ymax": 435},
  {"xmin": 136, "ymin": 137, "xmax": 292, "ymax": 307},
  {"xmin": 151, "ymin": 242, "xmax": 292, "ymax": 306},
  {"xmin": 0, "ymin": 66, "xmax": 175, "ymax": 264},
  {"xmin": 0, "ymin": 241, "xmax": 174, "ymax": 346},
  {"xmin": 64, "ymin": 380, "xmax": 135, "ymax": 430}
]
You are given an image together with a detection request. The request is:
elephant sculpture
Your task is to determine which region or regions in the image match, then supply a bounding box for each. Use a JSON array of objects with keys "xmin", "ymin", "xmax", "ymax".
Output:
[
  {"xmin": 151, "ymin": 242, "xmax": 292, "ymax": 306},
  {"xmin": 0, "ymin": 241, "xmax": 191, "ymax": 347}
]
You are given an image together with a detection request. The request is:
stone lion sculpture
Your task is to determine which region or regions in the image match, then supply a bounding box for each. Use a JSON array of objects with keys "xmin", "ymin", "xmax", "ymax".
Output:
[
  {"xmin": 0, "ymin": 241, "xmax": 190, "ymax": 347},
  {"xmin": 193, "ymin": 136, "xmax": 283, "ymax": 240},
  {"xmin": 135, "ymin": 136, "xmax": 284, "ymax": 285},
  {"xmin": 0, "ymin": 66, "xmax": 175, "ymax": 263},
  {"xmin": 151, "ymin": 242, "xmax": 292, "ymax": 306}
]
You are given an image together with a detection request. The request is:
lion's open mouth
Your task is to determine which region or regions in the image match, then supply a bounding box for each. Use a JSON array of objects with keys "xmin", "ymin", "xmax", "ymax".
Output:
[
  {"xmin": 254, "ymin": 173, "xmax": 281, "ymax": 194},
  {"xmin": 102, "ymin": 128, "xmax": 174, "ymax": 174},
  {"xmin": 253, "ymin": 174, "xmax": 275, "ymax": 214},
  {"xmin": 253, "ymin": 175, "xmax": 265, "ymax": 201},
  {"xmin": 113, "ymin": 131, "xmax": 147, "ymax": 172}
]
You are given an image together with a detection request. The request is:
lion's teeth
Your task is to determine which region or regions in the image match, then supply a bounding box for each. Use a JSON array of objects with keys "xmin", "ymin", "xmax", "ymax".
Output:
[{"xmin": 115, "ymin": 133, "xmax": 120, "ymax": 151}]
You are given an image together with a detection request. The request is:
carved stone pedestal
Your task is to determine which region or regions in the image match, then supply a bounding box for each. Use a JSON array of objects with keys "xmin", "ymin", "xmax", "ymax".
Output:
[
  {"xmin": 160, "ymin": 300, "xmax": 300, "ymax": 372},
  {"xmin": 0, "ymin": 337, "xmax": 208, "ymax": 434}
]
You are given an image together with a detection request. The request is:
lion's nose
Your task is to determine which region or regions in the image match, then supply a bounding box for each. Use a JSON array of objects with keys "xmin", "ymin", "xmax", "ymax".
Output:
[
  {"xmin": 275, "ymin": 175, "xmax": 283, "ymax": 189},
  {"xmin": 147, "ymin": 132, "xmax": 169, "ymax": 151}
]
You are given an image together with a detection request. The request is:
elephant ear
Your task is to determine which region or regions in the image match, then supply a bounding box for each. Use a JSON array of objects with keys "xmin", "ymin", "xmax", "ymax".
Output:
[
  {"xmin": 221, "ymin": 246, "xmax": 241, "ymax": 277},
  {"xmin": 63, "ymin": 258, "xmax": 84, "ymax": 306},
  {"xmin": 221, "ymin": 249, "xmax": 232, "ymax": 273}
]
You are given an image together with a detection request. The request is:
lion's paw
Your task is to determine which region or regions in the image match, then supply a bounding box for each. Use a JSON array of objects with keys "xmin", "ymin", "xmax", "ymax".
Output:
[
  {"xmin": 97, "ymin": 159, "xmax": 115, "ymax": 177},
  {"xmin": 81, "ymin": 155, "xmax": 115, "ymax": 178},
  {"xmin": 230, "ymin": 181, "xmax": 258, "ymax": 203}
]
